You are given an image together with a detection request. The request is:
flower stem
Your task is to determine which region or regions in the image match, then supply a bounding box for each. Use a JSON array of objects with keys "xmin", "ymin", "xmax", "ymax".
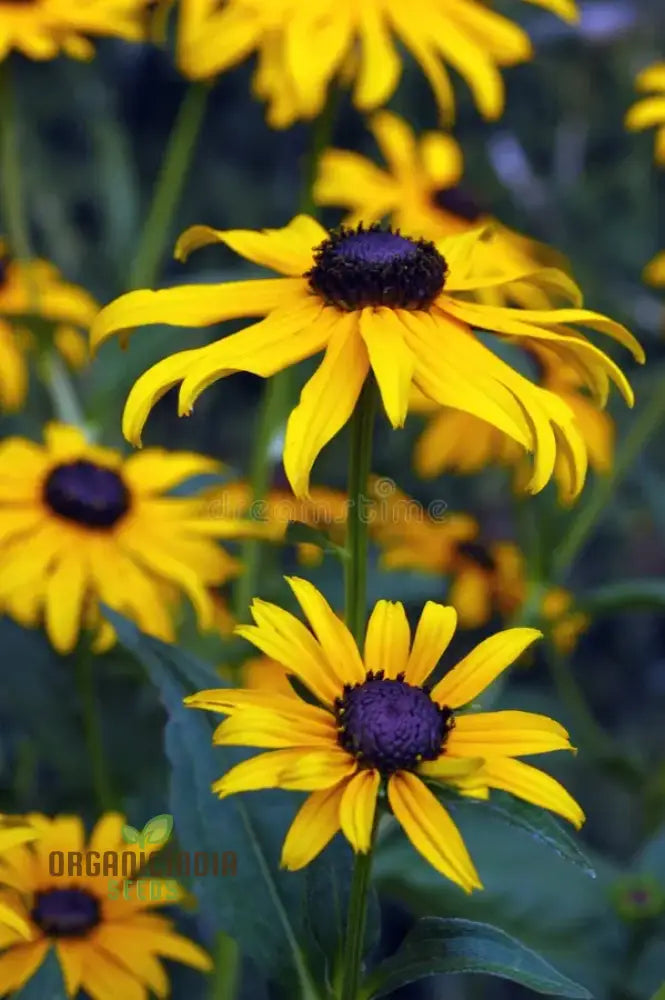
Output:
[
  {"xmin": 208, "ymin": 931, "xmax": 240, "ymax": 1000},
  {"xmin": 340, "ymin": 844, "xmax": 375, "ymax": 1000},
  {"xmin": 40, "ymin": 351, "xmax": 89, "ymax": 429},
  {"xmin": 0, "ymin": 60, "xmax": 31, "ymax": 263},
  {"xmin": 344, "ymin": 378, "xmax": 378, "ymax": 646},
  {"xmin": 299, "ymin": 87, "xmax": 340, "ymax": 216},
  {"xmin": 75, "ymin": 649, "xmax": 115, "ymax": 813},
  {"xmin": 129, "ymin": 82, "xmax": 209, "ymax": 289},
  {"xmin": 553, "ymin": 382, "xmax": 665, "ymax": 578}
]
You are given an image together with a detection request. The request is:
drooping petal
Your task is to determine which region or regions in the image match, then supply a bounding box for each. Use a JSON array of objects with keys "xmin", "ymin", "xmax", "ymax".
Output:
[
  {"xmin": 363, "ymin": 600, "xmax": 410, "ymax": 679},
  {"xmin": 175, "ymin": 216, "xmax": 326, "ymax": 274},
  {"xmin": 447, "ymin": 710, "xmax": 574, "ymax": 757},
  {"xmin": 339, "ymin": 769, "xmax": 380, "ymax": 853},
  {"xmin": 284, "ymin": 313, "xmax": 369, "ymax": 497},
  {"xmin": 359, "ymin": 307, "xmax": 415, "ymax": 427},
  {"xmin": 387, "ymin": 772, "xmax": 481, "ymax": 891},
  {"xmin": 354, "ymin": 6, "xmax": 402, "ymax": 109},
  {"xmin": 404, "ymin": 603, "xmax": 457, "ymax": 687},
  {"xmin": 431, "ymin": 628, "xmax": 542, "ymax": 708},
  {"xmin": 281, "ymin": 783, "xmax": 348, "ymax": 870},
  {"xmin": 480, "ymin": 757, "xmax": 584, "ymax": 828},
  {"xmin": 44, "ymin": 551, "xmax": 88, "ymax": 654}
]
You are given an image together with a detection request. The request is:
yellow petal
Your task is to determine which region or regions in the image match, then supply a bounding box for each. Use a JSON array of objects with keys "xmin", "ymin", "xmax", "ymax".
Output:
[
  {"xmin": 213, "ymin": 708, "xmax": 336, "ymax": 749},
  {"xmin": 387, "ymin": 771, "xmax": 481, "ymax": 891},
  {"xmin": 480, "ymin": 757, "xmax": 585, "ymax": 828},
  {"xmin": 281, "ymin": 783, "xmax": 348, "ymax": 870},
  {"xmin": 419, "ymin": 131, "xmax": 464, "ymax": 188},
  {"xmin": 447, "ymin": 710, "xmax": 574, "ymax": 757},
  {"xmin": 90, "ymin": 279, "xmax": 298, "ymax": 352},
  {"xmin": 625, "ymin": 96, "xmax": 665, "ymax": 132},
  {"xmin": 123, "ymin": 451, "xmax": 220, "ymax": 495},
  {"xmin": 44, "ymin": 552, "xmax": 87, "ymax": 655},
  {"xmin": 339, "ymin": 769, "xmax": 380, "ymax": 853},
  {"xmin": 359, "ymin": 307, "xmax": 414, "ymax": 427},
  {"xmin": 363, "ymin": 600, "xmax": 410, "ymax": 679},
  {"xmin": 284, "ymin": 313, "xmax": 369, "ymax": 497},
  {"xmin": 0, "ymin": 901, "xmax": 31, "ymax": 939},
  {"xmin": 404, "ymin": 603, "xmax": 457, "ymax": 687},
  {"xmin": 417, "ymin": 756, "xmax": 484, "ymax": 779},
  {"xmin": 354, "ymin": 7, "xmax": 401, "ymax": 110},
  {"xmin": 0, "ymin": 940, "xmax": 50, "ymax": 994},
  {"xmin": 175, "ymin": 216, "xmax": 325, "ymax": 275},
  {"xmin": 286, "ymin": 577, "xmax": 366, "ymax": 687},
  {"xmin": 213, "ymin": 748, "xmax": 327, "ymax": 797},
  {"xmin": 431, "ymin": 628, "xmax": 542, "ymax": 708}
]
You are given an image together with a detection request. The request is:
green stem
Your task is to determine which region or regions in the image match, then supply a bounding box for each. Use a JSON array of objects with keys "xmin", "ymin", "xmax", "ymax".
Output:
[
  {"xmin": 129, "ymin": 82, "xmax": 209, "ymax": 289},
  {"xmin": 299, "ymin": 87, "xmax": 340, "ymax": 216},
  {"xmin": 340, "ymin": 844, "xmax": 375, "ymax": 1000},
  {"xmin": 553, "ymin": 384, "xmax": 665, "ymax": 578},
  {"xmin": 75, "ymin": 650, "xmax": 115, "ymax": 812},
  {"xmin": 40, "ymin": 351, "xmax": 89, "ymax": 429},
  {"xmin": 232, "ymin": 374, "xmax": 290, "ymax": 622},
  {"xmin": 208, "ymin": 931, "xmax": 239, "ymax": 1000},
  {"xmin": 344, "ymin": 379, "xmax": 378, "ymax": 645},
  {"xmin": 0, "ymin": 60, "xmax": 31, "ymax": 263}
]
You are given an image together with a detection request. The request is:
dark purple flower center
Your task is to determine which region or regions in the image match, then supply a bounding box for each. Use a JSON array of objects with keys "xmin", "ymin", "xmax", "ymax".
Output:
[
  {"xmin": 43, "ymin": 460, "xmax": 130, "ymax": 528},
  {"xmin": 31, "ymin": 889, "xmax": 100, "ymax": 937},
  {"xmin": 455, "ymin": 540, "xmax": 496, "ymax": 573},
  {"xmin": 335, "ymin": 671, "xmax": 453, "ymax": 773},
  {"xmin": 306, "ymin": 224, "xmax": 447, "ymax": 311},
  {"xmin": 432, "ymin": 187, "xmax": 484, "ymax": 223}
]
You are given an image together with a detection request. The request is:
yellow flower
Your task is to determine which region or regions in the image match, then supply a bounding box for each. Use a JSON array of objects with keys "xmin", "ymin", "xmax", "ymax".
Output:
[
  {"xmin": 0, "ymin": 0, "xmax": 152, "ymax": 60},
  {"xmin": 187, "ymin": 578, "xmax": 583, "ymax": 887},
  {"xmin": 0, "ymin": 423, "xmax": 264, "ymax": 654},
  {"xmin": 177, "ymin": 0, "xmax": 577, "ymax": 126},
  {"xmin": 315, "ymin": 111, "xmax": 568, "ymax": 309},
  {"xmin": 644, "ymin": 250, "xmax": 665, "ymax": 289},
  {"xmin": 0, "ymin": 250, "xmax": 97, "ymax": 411},
  {"xmin": 625, "ymin": 62, "xmax": 665, "ymax": 166},
  {"xmin": 541, "ymin": 587, "xmax": 589, "ymax": 655},
  {"xmin": 0, "ymin": 813, "xmax": 211, "ymax": 996},
  {"xmin": 414, "ymin": 341, "xmax": 614, "ymax": 502},
  {"xmin": 91, "ymin": 215, "xmax": 641, "ymax": 499}
]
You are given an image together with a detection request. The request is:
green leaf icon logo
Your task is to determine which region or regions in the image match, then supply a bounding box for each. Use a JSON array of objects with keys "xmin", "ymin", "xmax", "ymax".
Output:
[
  {"xmin": 121, "ymin": 824, "xmax": 140, "ymax": 844},
  {"xmin": 142, "ymin": 814, "xmax": 174, "ymax": 847}
]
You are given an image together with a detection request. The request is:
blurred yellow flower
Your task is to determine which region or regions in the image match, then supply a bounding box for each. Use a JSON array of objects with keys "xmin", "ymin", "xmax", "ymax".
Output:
[
  {"xmin": 176, "ymin": 0, "xmax": 577, "ymax": 127},
  {"xmin": 0, "ymin": 250, "xmax": 97, "ymax": 411},
  {"xmin": 187, "ymin": 578, "xmax": 583, "ymax": 886},
  {"xmin": 414, "ymin": 342, "xmax": 614, "ymax": 503},
  {"xmin": 376, "ymin": 513, "xmax": 588, "ymax": 650},
  {"xmin": 0, "ymin": 0, "xmax": 153, "ymax": 60},
  {"xmin": 625, "ymin": 62, "xmax": 665, "ymax": 166},
  {"xmin": 0, "ymin": 423, "xmax": 266, "ymax": 653},
  {"xmin": 91, "ymin": 216, "xmax": 641, "ymax": 499},
  {"xmin": 315, "ymin": 111, "xmax": 568, "ymax": 309},
  {"xmin": 644, "ymin": 250, "xmax": 665, "ymax": 289},
  {"xmin": 0, "ymin": 813, "xmax": 211, "ymax": 996}
]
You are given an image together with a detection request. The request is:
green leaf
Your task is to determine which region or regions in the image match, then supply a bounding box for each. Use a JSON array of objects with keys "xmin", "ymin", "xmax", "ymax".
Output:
[
  {"xmin": 578, "ymin": 579, "xmax": 665, "ymax": 615},
  {"xmin": 13, "ymin": 946, "xmax": 67, "ymax": 999},
  {"xmin": 362, "ymin": 918, "xmax": 592, "ymax": 999},
  {"xmin": 283, "ymin": 521, "xmax": 347, "ymax": 559},
  {"xmin": 121, "ymin": 824, "xmax": 140, "ymax": 844},
  {"xmin": 449, "ymin": 790, "xmax": 596, "ymax": 878},
  {"xmin": 107, "ymin": 609, "xmax": 319, "ymax": 999},
  {"xmin": 142, "ymin": 814, "xmax": 174, "ymax": 846},
  {"xmin": 650, "ymin": 980, "xmax": 665, "ymax": 1000}
]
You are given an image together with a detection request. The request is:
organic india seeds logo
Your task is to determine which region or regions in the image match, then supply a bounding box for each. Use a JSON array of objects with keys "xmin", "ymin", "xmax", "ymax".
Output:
[{"xmin": 48, "ymin": 813, "xmax": 237, "ymax": 900}]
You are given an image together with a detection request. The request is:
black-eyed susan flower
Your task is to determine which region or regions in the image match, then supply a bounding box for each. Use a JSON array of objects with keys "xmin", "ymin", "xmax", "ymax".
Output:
[
  {"xmin": 0, "ymin": 249, "xmax": 97, "ymax": 411},
  {"xmin": 187, "ymin": 579, "xmax": 583, "ymax": 885},
  {"xmin": 91, "ymin": 215, "xmax": 642, "ymax": 499},
  {"xmin": 413, "ymin": 342, "xmax": 614, "ymax": 502},
  {"xmin": 0, "ymin": 0, "xmax": 153, "ymax": 60},
  {"xmin": 376, "ymin": 515, "xmax": 587, "ymax": 650},
  {"xmin": 176, "ymin": 0, "xmax": 577, "ymax": 126},
  {"xmin": 0, "ymin": 818, "xmax": 37, "ymax": 939},
  {"xmin": 0, "ymin": 812, "xmax": 211, "ymax": 996},
  {"xmin": 315, "ymin": 111, "xmax": 568, "ymax": 309},
  {"xmin": 0, "ymin": 423, "xmax": 267, "ymax": 654},
  {"xmin": 625, "ymin": 62, "xmax": 665, "ymax": 166}
]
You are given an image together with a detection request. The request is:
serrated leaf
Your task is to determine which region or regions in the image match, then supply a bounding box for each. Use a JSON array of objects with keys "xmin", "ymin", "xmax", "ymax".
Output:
[
  {"xmin": 121, "ymin": 824, "xmax": 140, "ymax": 844},
  {"xmin": 450, "ymin": 791, "xmax": 595, "ymax": 878},
  {"xmin": 362, "ymin": 918, "xmax": 592, "ymax": 999},
  {"xmin": 13, "ymin": 946, "xmax": 67, "ymax": 999},
  {"xmin": 143, "ymin": 813, "xmax": 174, "ymax": 846},
  {"xmin": 107, "ymin": 609, "xmax": 319, "ymax": 1000},
  {"xmin": 283, "ymin": 521, "xmax": 347, "ymax": 559}
]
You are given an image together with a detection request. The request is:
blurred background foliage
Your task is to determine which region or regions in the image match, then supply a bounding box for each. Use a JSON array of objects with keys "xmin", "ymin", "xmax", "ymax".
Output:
[{"xmin": 4, "ymin": 1, "xmax": 665, "ymax": 997}]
